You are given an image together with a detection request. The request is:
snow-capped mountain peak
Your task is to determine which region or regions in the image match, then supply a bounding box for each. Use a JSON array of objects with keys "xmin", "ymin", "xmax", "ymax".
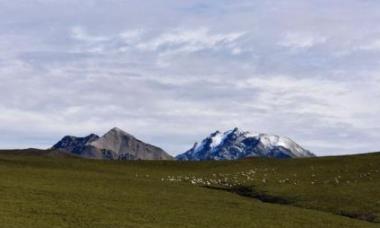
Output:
[{"xmin": 176, "ymin": 128, "xmax": 314, "ymax": 160}]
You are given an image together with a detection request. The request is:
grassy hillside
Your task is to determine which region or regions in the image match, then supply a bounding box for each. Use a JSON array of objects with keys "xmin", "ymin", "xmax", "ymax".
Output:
[{"xmin": 0, "ymin": 150, "xmax": 379, "ymax": 227}]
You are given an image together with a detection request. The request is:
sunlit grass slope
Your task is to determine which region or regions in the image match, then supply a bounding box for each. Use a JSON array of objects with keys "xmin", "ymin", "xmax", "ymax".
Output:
[{"xmin": 0, "ymin": 150, "xmax": 379, "ymax": 227}]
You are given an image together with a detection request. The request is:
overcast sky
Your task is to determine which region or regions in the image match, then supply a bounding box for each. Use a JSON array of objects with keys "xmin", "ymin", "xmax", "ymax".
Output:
[{"xmin": 0, "ymin": 0, "xmax": 380, "ymax": 156}]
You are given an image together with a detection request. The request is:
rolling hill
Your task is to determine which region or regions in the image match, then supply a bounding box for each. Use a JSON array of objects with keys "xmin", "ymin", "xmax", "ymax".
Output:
[{"xmin": 0, "ymin": 149, "xmax": 378, "ymax": 227}]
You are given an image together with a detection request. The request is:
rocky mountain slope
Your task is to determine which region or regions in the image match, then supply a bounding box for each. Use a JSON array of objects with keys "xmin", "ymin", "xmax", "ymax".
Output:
[
  {"xmin": 52, "ymin": 134, "xmax": 99, "ymax": 156},
  {"xmin": 53, "ymin": 127, "xmax": 173, "ymax": 160},
  {"xmin": 176, "ymin": 128, "xmax": 314, "ymax": 160}
]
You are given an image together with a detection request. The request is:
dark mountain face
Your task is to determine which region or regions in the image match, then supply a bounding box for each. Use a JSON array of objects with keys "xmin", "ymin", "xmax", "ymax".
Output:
[
  {"xmin": 52, "ymin": 134, "xmax": 99, "ymax": 155},
  {"xmin": 52, "ymin": 128, "xmax": 173, "ymax": 160},
  {"xmin": 176, "ymin": 128, "xmax": 315, "ymax": 161}
]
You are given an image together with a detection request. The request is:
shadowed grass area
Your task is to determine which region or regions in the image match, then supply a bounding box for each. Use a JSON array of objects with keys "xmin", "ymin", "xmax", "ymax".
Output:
[
  {"xmin": 0, "ymin": 150, "xmax": 379, "ymax": 227},
  {"xmin": 205, "ymin": 185, "xmax": 296, "ymax": 205}
]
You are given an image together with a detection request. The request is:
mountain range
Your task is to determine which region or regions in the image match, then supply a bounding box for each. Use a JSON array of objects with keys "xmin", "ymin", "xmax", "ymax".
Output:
[{"xmin": 53, "ymin": 127, "xmax": 314, "ymax": 160}]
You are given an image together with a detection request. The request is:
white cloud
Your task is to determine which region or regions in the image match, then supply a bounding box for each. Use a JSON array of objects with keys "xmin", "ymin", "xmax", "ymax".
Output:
[
  {"xmin": 278, "ymin": 32, "xmax": 327, "ymax": 49},
  {"xmin": 136, "ymin": 28, "xmax": 245, "ymax": 53},
  {"xmin": 71, "ymin": 26, "xmax": 109, "ymax": 43},
  {"xmin": 237, "ymin": 76, "xmax": 380, "ymax": 129},
  {"xmin": 358, "ymin": 39, "xmax": 380, "ymax": 51},
  {"xmin": 119, "ymin": 29, "xmax": 144, "ymax": 42}
]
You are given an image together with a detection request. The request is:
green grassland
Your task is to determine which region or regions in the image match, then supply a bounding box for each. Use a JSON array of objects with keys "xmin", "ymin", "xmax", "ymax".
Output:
[{"xmin": 0, "ymin": 150, "xmax": 379, "ymax": 228}]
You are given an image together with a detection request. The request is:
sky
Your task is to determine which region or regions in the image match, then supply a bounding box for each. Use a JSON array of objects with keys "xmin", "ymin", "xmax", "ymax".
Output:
[{"xmin": 0, "ymin": 0, "xmax": 380, "ymax": 156}]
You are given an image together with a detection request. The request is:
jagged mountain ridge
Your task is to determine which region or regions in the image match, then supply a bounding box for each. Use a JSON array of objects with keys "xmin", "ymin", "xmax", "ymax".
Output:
[
  {"xmin": 176, "ymin": 128, "xmax": 315, "ymax": 160},
  {"xmin": 53, "ymin": 127, "xmax": 173, "ymax": 160}
]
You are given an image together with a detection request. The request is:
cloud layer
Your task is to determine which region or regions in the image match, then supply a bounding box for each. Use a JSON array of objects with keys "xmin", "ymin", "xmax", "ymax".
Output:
[{"xmin": 0, "ymin": 0, "xmax": 380, "ymax": 155}]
